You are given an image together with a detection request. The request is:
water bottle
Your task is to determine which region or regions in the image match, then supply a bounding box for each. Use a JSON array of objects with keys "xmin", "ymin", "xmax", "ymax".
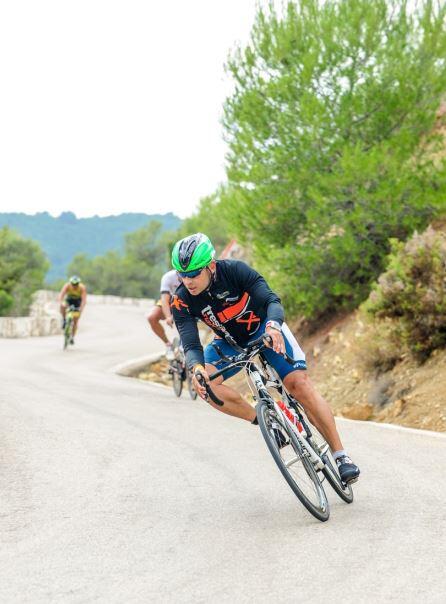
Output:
[{"xmin": 276, "ymin": 400, "xmax": 306, "ymax": 436}]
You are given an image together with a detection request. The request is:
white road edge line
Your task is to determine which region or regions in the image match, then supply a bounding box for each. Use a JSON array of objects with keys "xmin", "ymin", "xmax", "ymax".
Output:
[{"xmin": 337, "ymin": 416, "xmax": 446, "ymax": 438}]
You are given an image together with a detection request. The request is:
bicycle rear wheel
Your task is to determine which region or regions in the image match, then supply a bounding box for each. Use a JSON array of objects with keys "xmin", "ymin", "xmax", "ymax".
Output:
[
  {"xmin": 308, "ymin": 426, "xmax": 353, "ymax": 503},
  {"xmin": 257, "ymin": 399, "xmax": 329, "ymax": 522}
]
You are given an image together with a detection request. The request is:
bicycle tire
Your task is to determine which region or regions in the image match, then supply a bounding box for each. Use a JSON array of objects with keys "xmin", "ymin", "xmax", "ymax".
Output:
[
  {"xmin": 186, "ymin": 367, "xmax": 198, "ymax": 400},
  {"xmin": 257, "ymin": 399, "xmax": 329, "ymax": 522},
  {"xmin": 172, "ymin": 360, "xmax": 183, "ymax": 397},
  {"xmin": 63, "ymin": 318, "xmax": 71, "ymax": 350}
]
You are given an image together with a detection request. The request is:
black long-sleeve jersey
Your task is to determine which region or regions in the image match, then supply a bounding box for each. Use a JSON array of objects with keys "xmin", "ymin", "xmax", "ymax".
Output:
[{"xmin": 171, "ymin": 259, "xmax": 284, "ymax": 369}]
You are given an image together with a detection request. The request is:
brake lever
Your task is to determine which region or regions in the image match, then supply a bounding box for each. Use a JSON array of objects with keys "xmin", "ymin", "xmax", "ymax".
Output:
[
  {"xmin": 195, "ymin": 371, "xmax": 224, "ymax": 407},
  {"xmin": 260, "ymin": 334, "xmax": 295, "ymax": 365}
]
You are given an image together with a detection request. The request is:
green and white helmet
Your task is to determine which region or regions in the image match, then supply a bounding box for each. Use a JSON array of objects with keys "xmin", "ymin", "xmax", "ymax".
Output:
[{"xmin": 171, "ymin": 233, "xmax": 215, "ymax": 273}]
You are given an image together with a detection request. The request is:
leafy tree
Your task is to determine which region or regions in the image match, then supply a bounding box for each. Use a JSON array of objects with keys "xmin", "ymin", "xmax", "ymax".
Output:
[
  {"xmin": 0, "ymin": 227, "xmax": 49, "ymax": 316},
  {"xmin": 223, "ymin": 0, "xmax": 446, "ymax": 319},
  {"xmin": 67, "ymin": 221, "xmax": 172, "ymax": 298},
  {"xmin": 174, "ymin": 189, "xmax": 233, "ymax": 254}
]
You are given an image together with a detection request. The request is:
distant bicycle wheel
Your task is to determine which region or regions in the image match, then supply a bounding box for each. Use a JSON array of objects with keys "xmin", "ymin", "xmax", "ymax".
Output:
[
  {"xmin": 63, "ymin": 317, "xmax": 72, "ymax": 350},
  {"xmin": 171, "ymin": 360, "xmax": 183, "ymax": 397},
  {"xmin": 186, "ymin": 367, "xmax": 198, "ymax": 400},
  {"xmin": 172, "ymin": 336, "xmax": 181, "ymax": 356}
]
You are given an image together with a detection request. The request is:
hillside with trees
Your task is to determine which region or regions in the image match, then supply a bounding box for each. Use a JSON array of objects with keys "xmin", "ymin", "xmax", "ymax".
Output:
[
  {"xmin": 0, "ymin": 211, "xmax": 181, "ymax": 282},
  {"xmin": 67, "ymin": 220, "xmax": 172, "ymax": 299}
]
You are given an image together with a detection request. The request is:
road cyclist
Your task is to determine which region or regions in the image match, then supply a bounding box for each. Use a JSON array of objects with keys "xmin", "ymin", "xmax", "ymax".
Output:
[
  {"xmin": 170, "ymin": 233, "xmax": 360, "ymax": 495},
  {"xmin": 58, "ymin": 275, "xmax": 87, "ymax": 346},
  {"xmin": 168, "ymin": 336, "xmax": 198, "ymax": 400},
  {"xmin": 147, "ymin": 270, "xmax": 181, "ymax": 361}
]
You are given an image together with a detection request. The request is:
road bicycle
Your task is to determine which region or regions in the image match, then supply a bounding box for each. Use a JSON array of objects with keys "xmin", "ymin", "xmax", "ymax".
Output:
[
  {"xmin": 169, "ymin": 336, "xmax": 198, "ymax": 400},
  {"xmin": 63, "ymin": 305, "xmax": 80, "ymax": 350},
  {"xmin": 195, "ymin": 333, "xmax": 353, "ymax": 522}
]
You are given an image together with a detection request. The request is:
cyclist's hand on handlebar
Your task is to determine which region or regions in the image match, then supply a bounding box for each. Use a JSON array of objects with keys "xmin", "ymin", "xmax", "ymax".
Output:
[
  {"xmin": 265, "ymin": 326, "xmax": 286, "ymax": 355},
  {"xmin": 193, "ymin": 364, "xmax": 210, "ymax": 400}
]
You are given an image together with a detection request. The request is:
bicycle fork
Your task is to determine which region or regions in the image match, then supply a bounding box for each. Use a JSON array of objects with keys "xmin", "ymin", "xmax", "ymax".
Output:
[{"xmin": 273, "ymin": 401, "xmax": 325, "ymax": 470}]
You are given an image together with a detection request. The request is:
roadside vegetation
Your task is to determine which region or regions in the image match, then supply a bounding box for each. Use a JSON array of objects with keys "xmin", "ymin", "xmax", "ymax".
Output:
[
  {"xmin": 364, "ymin": 224, "xmax": 446, "ymax": 362},
  {"xmin": 218, "ymin": 0, "xmax": 446, "ymax": 320},
  {"xmin": 65, "ymin": 221, "xmax": 172, "ymax": 299},
  {"xmin": 164, "ymin": 0, "xmax": 446, "ymax": 432},
  {"xmin": 0, "ymin": 226, "xmax": 48, "ymax": 316}
]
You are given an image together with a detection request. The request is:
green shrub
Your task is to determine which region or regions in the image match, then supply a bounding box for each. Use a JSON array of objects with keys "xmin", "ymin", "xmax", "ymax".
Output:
[
  {"xmin": 0, "ymin": 226, "xmax": 49, "ymax": 316},
  {"xmin": 356, "ymin": 316, "xmax": 404, "ymax": 374},
  {"xmin": 364, "ymin": 226, "xmax": 446, "ymax": 360}
]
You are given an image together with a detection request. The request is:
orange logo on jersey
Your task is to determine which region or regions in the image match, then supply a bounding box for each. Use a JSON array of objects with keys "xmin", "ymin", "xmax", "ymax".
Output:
[
  {"xmin": 170, "ymin": 295, "xmax": 189, "ymax": 311},
  {"xmin": 217, "ymin": 292, "xmax": 250, "ymax": 323},
  {"xmin": 236, "ymin": 311, "xmax": 260, "ymax": 331}
]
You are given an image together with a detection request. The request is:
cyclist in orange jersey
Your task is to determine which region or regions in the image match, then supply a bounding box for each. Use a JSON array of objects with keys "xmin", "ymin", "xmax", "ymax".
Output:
[{"xmin": 58, "ymin": 275, "xmax": 87, "ymax": 343}]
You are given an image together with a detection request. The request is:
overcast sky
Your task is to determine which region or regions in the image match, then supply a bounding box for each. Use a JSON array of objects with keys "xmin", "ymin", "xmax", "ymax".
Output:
[{"xmin": 0, "ymin": 1, "xmax": 260, "ymax": 219}]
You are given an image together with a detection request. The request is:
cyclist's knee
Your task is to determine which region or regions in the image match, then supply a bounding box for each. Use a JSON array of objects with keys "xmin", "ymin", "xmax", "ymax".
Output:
[{"xmin": 284, "ymin": 370, "xmax": 312, "ymax": 392}]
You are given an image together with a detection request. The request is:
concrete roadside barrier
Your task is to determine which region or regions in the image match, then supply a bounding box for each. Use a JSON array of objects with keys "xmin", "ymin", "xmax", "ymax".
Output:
[
  {"xmin": 0, "ymin": 290, "xmax": 155, "ymax": 338},
  {"xmin": 111, "ymin": 352, "xmax": 164, "ymax": 377}
]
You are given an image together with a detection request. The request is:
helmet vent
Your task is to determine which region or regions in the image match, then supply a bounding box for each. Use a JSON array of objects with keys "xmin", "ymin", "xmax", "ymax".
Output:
[{"xmin": 179, "ymin": 235, "xmax": 202, "ymax": 269}]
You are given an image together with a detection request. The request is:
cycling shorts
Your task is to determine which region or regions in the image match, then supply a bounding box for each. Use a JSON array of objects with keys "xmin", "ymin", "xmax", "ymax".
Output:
[
  {"xmin": 64, "ymin": 296, "xmax": 81, "ymax": 309},
  {"xmin": 204, "ymin": 321, "xmax": 307, "ymax": 381}
]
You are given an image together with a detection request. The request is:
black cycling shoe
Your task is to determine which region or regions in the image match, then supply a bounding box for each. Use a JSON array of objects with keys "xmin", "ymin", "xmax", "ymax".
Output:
[
  {"xmin": 336, "ymin": 455, "xmax": 360, "ymax": 484},
  {"xmin": 271, "ymin": 422, "xmax": 289, "ymax": 449}
]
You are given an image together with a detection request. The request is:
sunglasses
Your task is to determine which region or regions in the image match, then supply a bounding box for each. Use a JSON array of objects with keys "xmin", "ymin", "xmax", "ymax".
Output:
[{"xmin": 177, "ymin": 267, "xmax": 205, "ymax": 279}]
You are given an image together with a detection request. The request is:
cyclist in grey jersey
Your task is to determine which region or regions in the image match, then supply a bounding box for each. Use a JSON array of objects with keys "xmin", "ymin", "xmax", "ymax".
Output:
[{"xmin": 147, "ymin": 270, "xmax": 181, "ymax": 360}]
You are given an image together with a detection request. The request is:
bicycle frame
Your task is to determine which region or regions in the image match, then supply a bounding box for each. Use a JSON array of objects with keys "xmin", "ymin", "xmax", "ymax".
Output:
[
  {"xmin": 245, "ymin": 359, "xmax": 325, "ymax": 471},
  {"xmin": 198, "ymin": 334, "xmax": 353, "ymax": 514}
]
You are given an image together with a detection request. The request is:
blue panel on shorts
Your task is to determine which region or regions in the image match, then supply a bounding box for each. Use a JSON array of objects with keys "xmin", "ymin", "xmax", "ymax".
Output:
[{"xmin": 204, "ymin": 322, "xmax": 307, "ymax": 381}]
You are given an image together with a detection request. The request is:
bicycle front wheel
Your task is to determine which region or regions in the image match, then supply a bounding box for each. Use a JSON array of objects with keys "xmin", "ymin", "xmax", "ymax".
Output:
[{"xmin": 257, "ymin": 399, "xmax": 329, "ymax": 522}]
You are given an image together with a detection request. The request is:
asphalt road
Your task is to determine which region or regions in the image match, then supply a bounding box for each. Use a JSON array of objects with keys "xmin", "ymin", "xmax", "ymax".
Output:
[{"xmin": 1, "ymin": 303, "xmax": 445, "ymax": 603}]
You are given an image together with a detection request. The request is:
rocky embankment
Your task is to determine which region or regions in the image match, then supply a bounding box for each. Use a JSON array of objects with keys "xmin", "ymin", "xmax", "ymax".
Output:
[{"xmin": 304, "ymin": 313, "xmax": 446, "ymax": 432}]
